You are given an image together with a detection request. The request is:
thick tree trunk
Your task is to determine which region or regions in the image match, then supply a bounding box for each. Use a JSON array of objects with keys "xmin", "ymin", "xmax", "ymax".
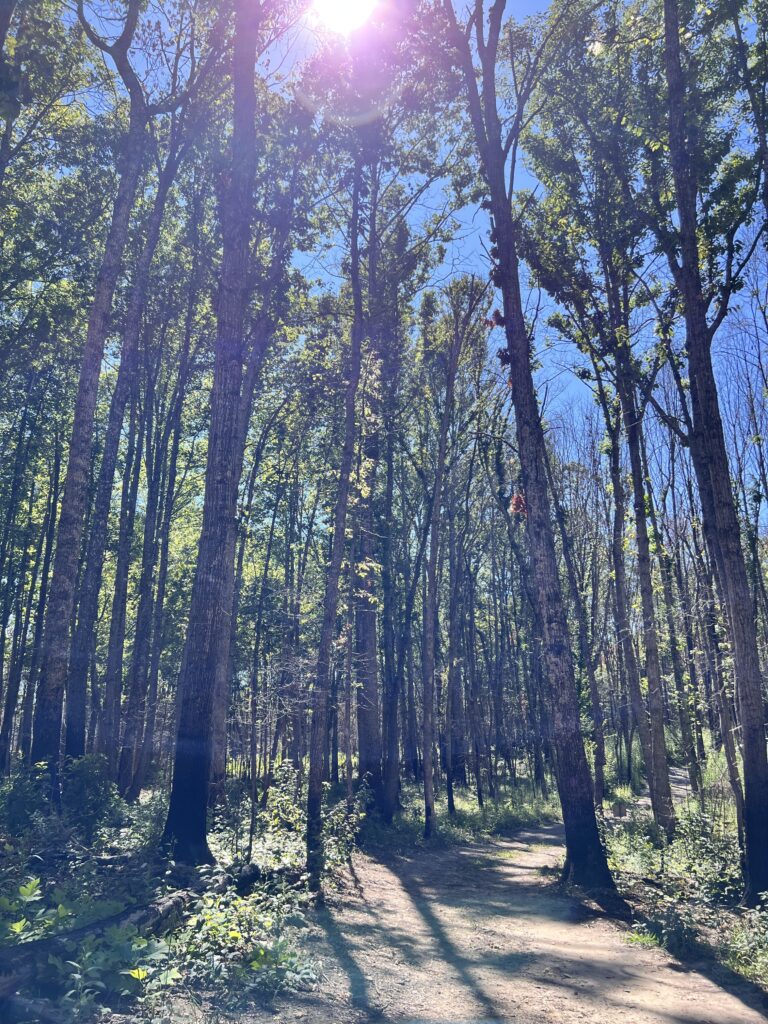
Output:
[
  {"xmin": 447, "ymin": 0, "xmax": 614, "ymax": 890},
  {"xmin": 663, "ymin": 0, "xmax": 768, "ymax": 902},
  {"xmin": 162, "ymin": 0, "xmax": 259, "ymax": 863},
  {"xmin": 494, "ymin": 211, "xmax": 611, "ymax": 886}
]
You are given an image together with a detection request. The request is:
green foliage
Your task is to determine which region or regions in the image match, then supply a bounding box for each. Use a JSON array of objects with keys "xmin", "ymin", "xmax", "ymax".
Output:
[
  {"xmin": 603, "ymin": 740, "xmax": 645, "ymax": 799},
  {"xmin": 0, "ymin": 762, "xmax": 52, "ymax": 832},
  {"xmin": 166, "ymin": 879, "xmax": 315, "ymax": 1003},
  {"xmin": 0, "ymin": 875, "xmax": 71, "ymax": 942},
  {"xmin": 630, "ymin": 897, "xmax": 701, "ymax": 960},
  {"xmin": 0, "ymin": 759, "xmax": 324, "ymax": 1019},
  {"xmin": 727, "ymin": 899, "xmax": 768, "ymax": 986},
  {"xmin": 214, "ymin": 761, "xmax": 366, "ymax": 881},
  {"xmin": 608, "ymin": 802, "xmax": 742, "ymax": 905},
  {"xmin": 322, "ymin": 781, "xmax": 369, "ymax": 872},
  {"xmin": 608, "ymin": 786, "xmax": 765, "ymax": 984},
  {"xmin": 45, "ymin": 927, "xmax": 176, "ymax": 1019},
  {"xmin": 61, "ymin": 755, "xmax": 123, "ymax": 843},
  {"xmin": 364, "ymin": 781, "xmax": 561, "ymax": 855}
]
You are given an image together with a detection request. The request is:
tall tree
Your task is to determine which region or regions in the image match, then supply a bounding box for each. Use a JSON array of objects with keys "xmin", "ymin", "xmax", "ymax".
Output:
[{"xmin": 443, "ymin": 0, "xmax": 615, "ymax": 890}]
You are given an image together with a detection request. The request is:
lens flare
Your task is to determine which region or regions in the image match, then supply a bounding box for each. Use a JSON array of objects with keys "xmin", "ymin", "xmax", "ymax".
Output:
[{"xmin": 310, "ymin": 0, "xmax": 377, "ymax": 35}]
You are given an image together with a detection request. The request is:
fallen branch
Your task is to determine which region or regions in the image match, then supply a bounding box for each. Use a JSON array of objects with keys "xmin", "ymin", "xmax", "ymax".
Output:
[{"xmin": 0, "ymin": 888, "xmax": 195, "ymax": 997}]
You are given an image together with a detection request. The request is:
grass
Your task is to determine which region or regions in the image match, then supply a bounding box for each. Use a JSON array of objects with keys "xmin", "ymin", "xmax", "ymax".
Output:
[
  {"xmin": 361, "ymin": 779, "xmax": 561, "ymax": 856},
  {"xmin": 603, "ymin": 748, "xmax": 768, "ymax": 989}
]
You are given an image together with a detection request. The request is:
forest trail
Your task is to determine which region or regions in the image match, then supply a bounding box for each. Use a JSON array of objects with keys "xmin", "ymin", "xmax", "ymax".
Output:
[{"xmin": 257, "ymin": 823, "xmax": 768, "ymax": 1024}]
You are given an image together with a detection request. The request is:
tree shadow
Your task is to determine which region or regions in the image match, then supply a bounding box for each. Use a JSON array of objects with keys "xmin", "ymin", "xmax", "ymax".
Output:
[
  {"xmin": 316, "ymin": 905, "xmax": 390, "ymax": 1022},
  {"xmin": 312, "ymin": 823, "xmax": 768, "ymax": 1024}
]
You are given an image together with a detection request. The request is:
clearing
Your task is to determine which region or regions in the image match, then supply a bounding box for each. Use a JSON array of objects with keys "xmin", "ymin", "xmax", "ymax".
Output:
[{"xmin": 254, "ymin": 823, "xmax": 768, "ymax": 1024}]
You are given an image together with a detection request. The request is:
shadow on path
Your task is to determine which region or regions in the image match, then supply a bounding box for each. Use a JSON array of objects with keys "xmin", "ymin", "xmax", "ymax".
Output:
[{"xmin": 310, "ymin": 822, "xmax": 768, "ymax": 1024}]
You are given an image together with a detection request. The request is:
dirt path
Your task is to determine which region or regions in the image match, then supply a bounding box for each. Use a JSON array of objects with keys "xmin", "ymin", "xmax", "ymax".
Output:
[{"xmin": 262, "ymin": 823, "xmax": 768, "ymax": 1024}]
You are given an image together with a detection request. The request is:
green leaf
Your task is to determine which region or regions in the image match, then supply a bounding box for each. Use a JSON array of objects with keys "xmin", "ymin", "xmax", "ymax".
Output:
[{"xmin": 18, "ymin": 878, "xmax": 41, "ymax": 901}]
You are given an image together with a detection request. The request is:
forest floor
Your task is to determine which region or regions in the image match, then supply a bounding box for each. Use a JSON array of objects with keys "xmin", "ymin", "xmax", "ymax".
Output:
[{"xmin": 231, "ymin": 821, "xmax": 768, "ymax": 1024}]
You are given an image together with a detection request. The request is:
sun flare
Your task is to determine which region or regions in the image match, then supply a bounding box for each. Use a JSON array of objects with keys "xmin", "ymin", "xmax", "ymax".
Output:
[{"xmin": 310, "ymin": 0, "xmax": 377, "ymax": 36}]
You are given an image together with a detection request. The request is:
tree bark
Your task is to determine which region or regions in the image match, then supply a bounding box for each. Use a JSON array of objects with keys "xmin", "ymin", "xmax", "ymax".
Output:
[
  {"xmin": 98, "ymin": 391, "xmax": 143, "ymax": 772},
  {"xmin": 614, "ymin": 360, "xmax": 675, "ymax": 838},
  {"xmin": 306, "ymin": 154, "xmax": 364, "ymax": 890},
  {"xmin": 163, "ymin": 0, "xmax": 260, "ymax": 863},
  {"xmin": 662, "ymin": 0, "xmax": 768, "ymax": 902},
  {"xmin": 30, "ymin": 94, "xmax": 147, "ymax": 779},
  {"xmin": 65, "ymin": 145, "xmax": 180, "ymax": 760},
  {"xmin": 446, "ymin": 0, "xmax": 614, "ymax": 891}
]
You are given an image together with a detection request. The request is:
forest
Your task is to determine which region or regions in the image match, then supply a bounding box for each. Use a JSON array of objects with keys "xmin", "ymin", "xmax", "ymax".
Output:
[{"xmin": 1, "ymin": 0, "xmax": 768, "ymax": 1020}]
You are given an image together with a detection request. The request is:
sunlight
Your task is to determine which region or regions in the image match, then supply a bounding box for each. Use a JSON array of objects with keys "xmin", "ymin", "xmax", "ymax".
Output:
[{"xmin": 310, "ymin": 0, "xmax": 378, "ymax": 36}]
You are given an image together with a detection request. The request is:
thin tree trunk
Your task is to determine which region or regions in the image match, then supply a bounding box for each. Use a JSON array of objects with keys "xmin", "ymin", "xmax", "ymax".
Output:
[
  {"xmin": 615, "ymin": 367, "xmax": 675, "ymax": 838},
  {"xmin": 99, "ymin": 391, "xmax": 143, "ymax": 773},
  {"xmin": 66, "ymin": 145, "xmax": 180, "ymax": 760},
  {"xmin": 18, "ymin": 440, "xmax": 60, "ymax": 763},
  {"xmin": 31, "ymin": 98, "xmax": 147, "ymax": 779},
  {"xmin": 306, "ymin": 154, "xmax": 364, "ymax": 891}
]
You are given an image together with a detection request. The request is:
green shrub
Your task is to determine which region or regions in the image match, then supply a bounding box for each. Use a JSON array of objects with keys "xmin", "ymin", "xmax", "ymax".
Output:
[
  {"xmin": 0, "ymin": 762, "xmax": 52, "ymax": 833},
  {"xmin": 727, "ymin": 898, "xmax": 768, "ymax": 985},
  {"xmin": 0, "ymin": 875, "xmax": 72, "ymax": 944},
  {"xmin": 670, "ymin": 810, "xmax": 741, "ymax": 904},
  {"xmin": 167, "ymin": 878, "xmax": 315, "ymax": 1002},
  {"xmin": 322, "ymin": 779, "xmax": 367, "ymax": 870},
  {"xmin": 61, "ymin": 754, "xmax": 123, "ymax": 843},
  {"xmin": 640, "ymin": 892, "xmax": 701, "ymax": 959}
]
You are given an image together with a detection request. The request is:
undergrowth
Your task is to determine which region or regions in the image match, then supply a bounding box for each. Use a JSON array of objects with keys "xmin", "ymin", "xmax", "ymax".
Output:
[
  {"xmin": 362, "ymin": 779, "xmax": 561, "ymax": 855},
  {"xmin": 606, "ymin": 747, "xmax": 768, "ymax": 989},
  {"xmin": 0, "ymin": 758, "xmax": 363, "ymax": 1021}
]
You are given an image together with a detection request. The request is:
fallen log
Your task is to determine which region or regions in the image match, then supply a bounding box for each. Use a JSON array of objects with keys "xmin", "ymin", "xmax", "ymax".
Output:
[{"xmin": 0, "ymin": 888, "xmax": 195, "ymax": 999}]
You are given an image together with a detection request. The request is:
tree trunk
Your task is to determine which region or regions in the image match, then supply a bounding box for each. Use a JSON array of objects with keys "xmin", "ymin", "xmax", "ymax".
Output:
[
  {"xmin": 547, "ymin": 456, "xmax": 606, "ymax": 810},
  {"xmin": 306, "ymin": 154, "xmax": 364, "ymax": 890},
  {"xmin": 354, "ymin": 441, "xmax": 383, "ymax": 798},
  {"xmin": 380, "ymin": 419, "xmax": 400, "ymax": 821},
  {"xmin": 615, "ymin": 367, "xmax": 675, "ymax": 838},
  {"xmin": 99, "ymin": 391, "xmax": 143, "ymax": 773},
  {"xmin": 493, "ymin": 204, "xmax": 612, "ymax": 886},
  {"xmin": 66, "ymin": 146, "xmax": 179, "ymax": 761},
  {"xmin": 163, "ymin": 0, "xmax": 260, "ymax": 863},
  {"xmin": 31, "ymin": 104, "xmax": 147, "ymax": 781},
  {"xmin": 662, "ymin": 0, "xmax": 768, "ymax": 902},
  {"xmin": 447, "ymin": 0, "xmax": 614, "ymax": 891}
]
